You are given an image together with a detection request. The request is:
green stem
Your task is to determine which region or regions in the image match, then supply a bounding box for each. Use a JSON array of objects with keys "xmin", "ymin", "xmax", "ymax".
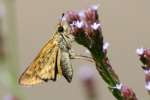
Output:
[
  {"xmin": 75, "ymin": 35, "xmax": 123, "ymax": 99},
  {"xmin": 90, "ymin": 48, "xmax": 123, "ymax": 100}
]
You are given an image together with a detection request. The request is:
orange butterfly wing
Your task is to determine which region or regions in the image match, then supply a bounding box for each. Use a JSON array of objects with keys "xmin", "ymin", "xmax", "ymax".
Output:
[{"xmin": 19, "ymin": 34, "xmax": 62, "ymax": 86}]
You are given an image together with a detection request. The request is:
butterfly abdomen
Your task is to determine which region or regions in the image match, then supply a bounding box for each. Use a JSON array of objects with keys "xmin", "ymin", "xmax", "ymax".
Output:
[{"xmin": 60, "ymin": 51, "xmax": 73, "ymax": 83}]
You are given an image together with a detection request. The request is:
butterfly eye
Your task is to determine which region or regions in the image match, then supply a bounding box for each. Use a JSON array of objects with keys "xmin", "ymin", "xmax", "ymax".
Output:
[{"xmin": 58, "ymin": 26, "xmax": 64, "ymax": 33}]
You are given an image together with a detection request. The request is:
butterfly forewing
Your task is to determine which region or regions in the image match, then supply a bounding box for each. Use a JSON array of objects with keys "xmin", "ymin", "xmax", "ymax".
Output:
[{"xmin": 19, "ymin": 34, "xmax": 62, "ymax": 86}]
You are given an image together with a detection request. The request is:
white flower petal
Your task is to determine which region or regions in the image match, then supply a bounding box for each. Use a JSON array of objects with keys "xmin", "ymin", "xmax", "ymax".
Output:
[
  {"xmin": 136, "ymin": 48, "xmax": 144, "ymax": 55},
  {"xmin": 74, "ymin": 21, "xmax": 84, "ymax": 28},
  {"xmin": 116, "ymin": 83, "xmax": 123, "ymax": 90},
  {"xmin": 91, "ymin": 22, "xmax": 101, "ymax": 30},
  {"xmin": 103, "ymin": 42, "xmax": 109, "ymax": 50},
  {"xmin": 79, "ymin": 11, "xmax": 85, "ymax": 18},
  {"xmin": 144, "ymin": 69, "xmax": 150, "ymax": 74},
  {"xmin": 145, "ymin": 82, "xmax": 150, "ymax": 91},
  {"xmin": 0, "ymin": 3, "xmax": 5, "ymax": 17},
  {"xmin": 111, "ymin": 83, "xmax": 123, "ymax": 90},
  {"xmin": 91, "ymin": 5, "xmax": 99, "ymax": 10}
]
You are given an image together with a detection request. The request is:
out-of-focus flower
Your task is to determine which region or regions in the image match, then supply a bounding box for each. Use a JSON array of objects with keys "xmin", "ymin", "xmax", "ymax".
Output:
[
  {"xmin": 3, "ymin": 95, "xmax": 19, "ymax": 100},
  {"xmin": 79, "ymin": 66, "xmax": 94, "ymax": 81},
  {"xmin": 79, "ymin": 66, "xmax": 98, "ymax": 100},
  {"xmin": 137, "ymin": 48, "xmax": 150, "ymax": 73},
  {"xmin": 0, "ymin": 3, "xmax": 5, "ymax": 17},
  {"xmin": 137, "ymin": 48, "xmax": 150, "ymax": 93},
  {"xmin": 137, "ymin": 48, "xmax": 150, "ymax": 66},
  {"xmin": 0, "ymin": 2, "xmax": 5, "ymax": 59},
  {"xmin": 0, "ymin": 33, "xmax": 5, "ymax": 59},
  {"xmin": 143, "ymin": 68, "xmax": 150, "ymax": 93}
]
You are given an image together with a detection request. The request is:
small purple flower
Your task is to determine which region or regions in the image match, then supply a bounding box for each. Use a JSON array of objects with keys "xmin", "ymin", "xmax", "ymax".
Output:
[
  {"xmin": 136, "ymin": 48, "xmax": 144, "ymax": 55},
  {"xmin": 120, "ymin": 85, "xmax": 137, "ymax": 100},
  {"xmin": 64, "ymin": 11, "xmax": 80, "ymax": 24},
  {"xmin": 91, "ymin": 22, "xmax": 101, "ymax": 30},
  {"xmin": 78, "ymin": 11, "xmax": 85, "ymax": 19},
  {"xmin": 137, "ymin": 48, "xmax": 150, "ymax": 66},
  {"xmin": 103, "ymin": 42, "xmax": 109, "ymax": 51},
  {"xmin": 144, "ymin": 68, "xmax": 150, "ymax": 74},
  {"xmin": 137, "ymin": 48, "xmax": 150, "ymax": 93},
  {"xmin": 72, "ymin": 20, "xmax": 84, "ymax": 28},
  {"xmin": 91, "ymin": 5, "xmax": 99, "ymax": 11},
  {"xmin": 84, "ymin": 7, "xmax": 99, "ymax": 25},
  {"xmin": 111, "ymin": 83, "xmax": 137, "ymax": 99},
  {"xmin": 145, "ymin": 82, "xmax": 150, "ymax": 91},
  {"xmin": 144, "ymin": 68, "xmax": 150, "ymax": 85}
]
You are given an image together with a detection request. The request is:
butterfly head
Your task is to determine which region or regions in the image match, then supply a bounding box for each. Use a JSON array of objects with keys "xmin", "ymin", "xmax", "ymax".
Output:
[
  {"xmin": 57, "ymin": 25, "xmax": 64, "ymax": 33},
  {"xmin": 57, "ymin": 13, "xmax": 70, "ymax": 33}
]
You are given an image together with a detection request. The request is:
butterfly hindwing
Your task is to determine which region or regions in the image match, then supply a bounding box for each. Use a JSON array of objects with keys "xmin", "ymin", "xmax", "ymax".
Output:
[{"xmin": 56, "ymin": 48, "xmax": 62, "ymax": 79}]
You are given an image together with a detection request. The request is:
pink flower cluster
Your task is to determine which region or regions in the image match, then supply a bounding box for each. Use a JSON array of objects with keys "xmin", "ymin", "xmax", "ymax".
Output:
[
  {"xmin": 63, "ymin": 5, "xmax": 101, "ymax": 38},
  {"xmin": 111, "ymin": 83, "xmax": 137, "ymax": 100},
  {"xmin": 137, "ymin": 48, "xmax": 150, "ymax": 92}
]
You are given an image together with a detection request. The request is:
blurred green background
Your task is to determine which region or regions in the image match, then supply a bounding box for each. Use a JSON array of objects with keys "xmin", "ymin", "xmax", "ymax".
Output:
[{"xmin": 0, "ymin": 0, "xmax": 150, "ymax": 100}]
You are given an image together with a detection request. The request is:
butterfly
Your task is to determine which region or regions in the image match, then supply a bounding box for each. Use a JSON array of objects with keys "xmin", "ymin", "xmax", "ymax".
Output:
[
  {"xmin": 18, "ymin": 15, "xmax": 94, "ymax": 86},
  {"xmin": 19, "ymin": 22, "xmax": 76, "ymax": 85}
]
